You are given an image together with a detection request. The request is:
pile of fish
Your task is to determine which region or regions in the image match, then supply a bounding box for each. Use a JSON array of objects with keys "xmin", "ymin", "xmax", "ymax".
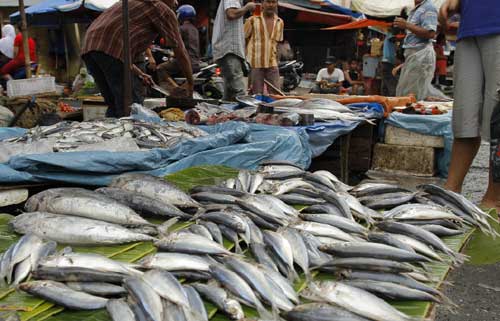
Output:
[
  {"xmin": 4, "ymin": 161, "xmax": 497, "ymax": 321},
  {"xmin": 1, "ymin": 118, "xmax": 207, "ymax": 152}
]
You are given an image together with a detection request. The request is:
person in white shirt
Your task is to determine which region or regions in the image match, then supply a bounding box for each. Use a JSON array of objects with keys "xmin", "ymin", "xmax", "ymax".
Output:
[{"xmin": 311, "ymin": 60, "xmax": 345, "ymax": 94}]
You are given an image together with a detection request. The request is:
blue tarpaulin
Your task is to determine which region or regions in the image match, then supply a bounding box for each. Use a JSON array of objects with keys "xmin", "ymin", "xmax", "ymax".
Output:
[
  {"xmin": 0, "ymin": 121, "xmax": 311, "ymax": 186},
  {"xmin": 385, "ymin": 112, "xmax": 452, "ymax": 177}
]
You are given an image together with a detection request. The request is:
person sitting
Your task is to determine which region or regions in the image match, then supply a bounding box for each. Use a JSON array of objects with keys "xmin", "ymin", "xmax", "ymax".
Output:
[
  {"xmin": 311, "ymin": 60, "xmax": 345, "ymax": 94},
  {"xmin": 0, "ymin": 24, "xmax": 37, "ymax": 81},
  {"xmin": 0, "ymin": 24, "xmax": 15, "ymax": 69},
  {"xmin": 72, "ymin": 67, "xmax": 95, "ymax": 94},
  {"xmin": 343, "ymin": 59, "xmax": 364, "ymax": 95}
]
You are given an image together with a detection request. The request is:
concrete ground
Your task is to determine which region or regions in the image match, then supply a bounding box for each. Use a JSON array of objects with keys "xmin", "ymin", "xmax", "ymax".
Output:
[{"xmin": 435, "ymin": 143, "xmax": 500, "ymax": 321}]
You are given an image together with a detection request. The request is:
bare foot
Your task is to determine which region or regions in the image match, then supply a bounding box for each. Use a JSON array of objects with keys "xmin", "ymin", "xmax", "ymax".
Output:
[{"xmin": 444, "ymin": 182, "xmax": 461, "ymax": 194}]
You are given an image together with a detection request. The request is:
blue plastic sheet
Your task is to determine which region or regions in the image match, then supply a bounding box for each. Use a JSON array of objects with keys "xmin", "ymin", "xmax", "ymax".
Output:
[
  {"xmin": 292, "ymin": 103, "xmax": 384, "ymax": 157},
  {"xmin": 0, "ymin": 121, "xmax": 311, "ymax": 186},
  {"xmin": 385, "ymin": 112, "xmax": 452, "ymax": 177}
]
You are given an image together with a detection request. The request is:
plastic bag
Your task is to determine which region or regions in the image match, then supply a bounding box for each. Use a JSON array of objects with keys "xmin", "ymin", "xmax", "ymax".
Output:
[
  {"xmin": 0, "ymin": 105, "xmax": 14, "ymax": 127},
  {"xmin": 130, "ymin": 103, "xmax": 161, "ymax": 122},
  {"xmin": 396, "ymin": 45, "xmax": 448, "ymax": 101}
]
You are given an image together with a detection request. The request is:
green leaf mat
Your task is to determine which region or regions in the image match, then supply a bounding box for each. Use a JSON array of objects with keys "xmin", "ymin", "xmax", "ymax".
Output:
[{"xmin": 0, "ymin": 165, "xmax": 478, "ymax": 320}]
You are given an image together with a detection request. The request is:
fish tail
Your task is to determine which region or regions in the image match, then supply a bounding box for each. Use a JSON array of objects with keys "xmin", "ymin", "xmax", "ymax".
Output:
[{"xmin": 254, "ymin": 299, "xmax": 276, "ymax": 321}]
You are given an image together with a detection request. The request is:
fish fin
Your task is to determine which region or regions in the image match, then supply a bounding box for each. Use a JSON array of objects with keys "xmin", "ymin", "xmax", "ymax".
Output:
[{"xmin": 157, "ymin": 217, "xmax": 179, "ymax": 236}]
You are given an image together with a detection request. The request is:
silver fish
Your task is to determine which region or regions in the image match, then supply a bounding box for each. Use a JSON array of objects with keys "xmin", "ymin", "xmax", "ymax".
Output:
[
  {"xmin": 106, "ymin": 299, "xmax": 136, "ymax": 321},
  {"xmin": 192, "ymin": 282, "xmax": 244, "ymax": 320},
  {"xmin": 155, "ymin": 232, "xmax": 233, "ymax": 256},
  {"xmin": 123, "ymin": 277, "xmax": 163, "ymax": 321},
  {"xmin": 184, "ymin": 285, "xmax": 209, "ymax": 321},
  {"xmin": 19, "ymin": 280, "xmax": 108, "ymax": 310},
  {"xmin": 0, "ymin": 189, "xmax": 28, "ymax": 207},
  {"xmin": 65, "ymin": 282, "xmax": 126, "ymax": 297},
  {"xmin": 141, "ymin": 270, "xmax": 189, "ymax": 307},
  {"xmin": 10, "ymin": 212, "xmax": 156, "ymax": 245}
]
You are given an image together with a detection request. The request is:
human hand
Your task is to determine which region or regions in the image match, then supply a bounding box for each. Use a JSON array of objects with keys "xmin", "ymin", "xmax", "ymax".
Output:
[
  {"xmin": 439, "ymin": 0, "xmax": 461, "ymax": 31},
  {"xmin": 393, "ymin": 17, "xmax": 408, "ymax": 30},
  {"xmin": 245, "ymin": 2, "xmax": 256, "ymax": 13},
  {"xmin": 147, "ymin": 60, "xmax": 157, "ymax": 71},
  {"xmin": 141, "ymin": 73, "xmax": 154, "ymax": 86}
]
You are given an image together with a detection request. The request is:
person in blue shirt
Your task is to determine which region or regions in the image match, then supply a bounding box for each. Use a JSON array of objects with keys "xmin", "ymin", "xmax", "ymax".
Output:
[
  {"xmin": 440, "ymin": 0, "xmax": 500, "ymax": 213},
  {"xmin": 393, "ymin": 0, "xmax": 443, "ymax": 100},
  {"xmin": 381, "ymin": 31, "xmax": 397, "ymax": 96}
]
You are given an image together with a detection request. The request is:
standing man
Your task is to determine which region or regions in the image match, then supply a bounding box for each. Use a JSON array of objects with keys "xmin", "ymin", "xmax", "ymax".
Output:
[
  {"xmin": 393, "ymin": 0, "xmax": 439, "ymax": 100},
  {"xmin": 81, "ymin": 0, "xmax": 193, "ymax": 118},
  {"xmin": 440, "ymin": 0, "xmax": 500, "ymax": 212},
  {"xmin": 212, "ymin": 0, "xmax": 256, "ymax": 101},
  {"xmin": 244, "ymin": 0, "xmax": 284, "ymax": 95},
  {"xmin": 381, "ymin": 31, "xmax": 398, "ymax": 96},
  {"xmin": 311, "ymin": 60, "xmax": 345, "ymax": 94}
]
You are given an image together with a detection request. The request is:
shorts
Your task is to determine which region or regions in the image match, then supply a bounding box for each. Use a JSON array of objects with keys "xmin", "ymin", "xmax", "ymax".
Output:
[{"xmin": 453, "ymin": 34, "xmax": 500, "ymax": 141}]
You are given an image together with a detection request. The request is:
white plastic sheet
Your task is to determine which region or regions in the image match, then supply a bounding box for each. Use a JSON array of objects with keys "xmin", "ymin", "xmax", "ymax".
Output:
[{"xmin": 350, "ymin": 0, "xmax": 446, "ymax": 17}]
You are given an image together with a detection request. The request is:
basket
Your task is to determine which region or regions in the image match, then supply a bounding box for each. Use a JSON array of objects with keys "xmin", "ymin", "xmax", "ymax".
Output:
[{"xmin": 7, "ymin": 77, "xmax": 56, "ymax": 97}]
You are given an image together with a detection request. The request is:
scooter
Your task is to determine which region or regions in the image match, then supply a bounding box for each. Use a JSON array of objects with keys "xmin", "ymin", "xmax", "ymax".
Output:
[
  {"xmin": 279, "ymin": 60, "xmax": 304, "ymax": 92},
  {"xmin": 174, "ymin": 63, "xmax": 223, "ymax": 99}
]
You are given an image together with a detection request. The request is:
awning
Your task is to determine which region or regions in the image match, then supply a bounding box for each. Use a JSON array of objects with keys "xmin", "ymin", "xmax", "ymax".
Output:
[
  {"xmin": 323, "ymin": 18, "xmax": 391, "ymax": 30},
  {"xmin": 10, "ymin": 0, "xmax": 118, "ymax": 26},
  {"xmin": 318, "ymin": 0, "xmax": 363, "ymax": 18},
  {"xmin": 350, "ymin": 0, "xmax": 446, "ymax": 18},
  {"xmin": 280, "ymin": 1, "xmax": 353, "ymax": 26}
]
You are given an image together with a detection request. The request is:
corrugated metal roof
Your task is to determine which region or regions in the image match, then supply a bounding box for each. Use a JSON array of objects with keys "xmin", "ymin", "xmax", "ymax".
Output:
[{"xmin": 0, "ymin": 0, "xmax": 46, "ymax": 8}]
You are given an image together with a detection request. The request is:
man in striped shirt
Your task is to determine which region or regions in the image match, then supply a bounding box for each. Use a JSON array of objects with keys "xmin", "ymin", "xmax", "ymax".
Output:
[
  {"xmin": 81, "ymin": 0, "xmax": 193, "ymax": 118},
  {"xmin": 244, "ymin": 0, "xmax": 284, "ymax": 94}
]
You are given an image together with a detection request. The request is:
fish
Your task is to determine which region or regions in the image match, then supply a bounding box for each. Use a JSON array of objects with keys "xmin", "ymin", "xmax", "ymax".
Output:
[
  {"xmin": 351, "ymin": 183, "xmax": 411, "ymax": 196},
  {"xmin": 301, "ymin": 204, "xmax": 344, "ymax": 216},
  {"xmin": 282, "ymin": 303, "xmax": 372, "ymax": 321},
  {"xmin": 276, "ymin": 193, "xmax": 325, "ymax": 205},
  {"xmin": 298, "ymin": 230, "xmax": 332, "ymax": 268},
  {"xmin": 6, "ymin": 234, "xmax": 43, "ymax": 284},
  {"xmin": 123, "ymin": 276, "xmax": 163, "ymax": 321},
  {"xmin": 419, "ymin": 225, "xmax": 463, "ymax": 237},
  {"xmin": 319, "ymin": 242, "xmax": 431, "ymax": 263},
  {"xmin": 191, "ymin": 192, "xmax": 239, "ymax": 205},
  {"xmin": 141, "ymin": 270, "xmax": 189, "ymax": 307},
  {"xmin": 218, "ymin": 225, "xmax": 242, "ymax": 254},
  {"xmin": 340, "ymin": 270, "xmax": 443, "ymax": 297},
  {"xmin": 191, "ymin": 185, "xmax": 247, "ymax": 197},
  {"xmin": 170, "ymin": 270, "xmax": 212, "ymax": 282},
  {"xmin": 199, "ymin": 220, "xmax": 224, "ymax": 244},
  {"xmin": 32, "ymin": 267, "xmax": 128, "ymax": 283},
  {"xmin": 376, "ymin": 221, "xmax": 467, "ymax": 264},
  {"xmin": 209, "ymin": 263, "xmax": 265, "ymax": 312},
  {"xmin": 12, "ymin": 258, "xmax": 32, "ymax": 286},
  {"xmin": 344, "ymin": 279, "xmax": 441, "ymax": 302},
  {"xmin": 106, "ymin": 299, "xmax": 136, "ymax": 321},
  {"xmin": 302, "ymin": 281, "xmax": 417, "ymax": 321},
  {"xmin": 155, "ymin": 232, "xmax": 233, "ymax": 256},
  {"xmin": 271, "ymin": 179, "xmax": 316, "ymax": 196},
  {"xmin": 10, "ymin": 212, "xmax": 156, "ymax": 245},
  {"xmin": 313, "ymin": 170, "xmax": 352, "ymax": 191},
  {"xmin": 183, "ymin": 285, "xmax": 209, "ymax": 321},
  {"xmin": 192, "ymin": 282, "xmax": 245, "ymax": 320},
  {"xmin": 322, "ymin": 257, "xmax": 416, "ymax": 273},
  {"xmin": 109, "ymin": 173, "xmax": 199, "ymax": 208},
  {"xmin": 25, "ymin": 188, "xmax": 151, "ymax": 226},
  {"xmin": 303, "ymin": 172, "xmax": 336, "ymax": 191},
  {"xmin": 262, "ymin": 230, "xmax": 295, "ymax": 279},
  {"xmin": 162, "ymin": 299, "xmax": 188, "ymax": 321},
  {"xmin": 248, "ymin": 173, "xmax": 264, "ymax": 194},
  {"xmin": 384, "ymin": 204, "xmax": 463, "ymax": 221},
  {"xmin": 65, "ymin": 282, "xmax": 126, "ymax": 297},
  {"xmin": 259, "ymin": 265, "xmax": 299, "ymax": 305},
  {"xmin": 188, "ymin": 224, "xmax": 214, "ymax": 241},
  {"xmin": 390, "ymin": 234, "xmax": 444, "ymax": 262},
  {"xmin": 38, "ymin": 252, "xmax": 142, "ymax": 277},
  {"xmin": 318, "ymin": 191, "xmax": 354, "ymax": 220},
  {"xmin": 19, "ymin": 280, "xmax": 108, "ymax": 310},
  {"xmin": 360, "ymin": 192, "xmax": 416, "ymax": 210},
  {"xmin": 0, "ymin": 189, "xmax": 28, "ymax": 207},
  {"xmin": 200, "ymin": 210, "xmax": 249, "ymax": 235},
  {"xmin": 96, "ymin": 187, "xmax": 192, "ymax": 219},
  {"xmin": 249, "ymin": 242, "xmax": 279, "ymax": 272},
  {"xmin": 367, "ymin": 232, "xmax": 416, "ymax": 254},
  {"xmin": 281, "ymin": 228, "xmax": 311, "ymax": 278},
  {"xmin": 291, "ymin": 221, "xmax": 358, "ymax": 242},
  {"xmin": 299, "ymin": 213, "xmax": 368, "ymax": 235}
]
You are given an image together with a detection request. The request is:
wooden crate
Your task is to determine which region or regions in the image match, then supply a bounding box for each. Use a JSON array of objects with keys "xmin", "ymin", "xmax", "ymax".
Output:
[{"xmin": 372, "ymin": 143, "xmax": 436, "ymax": 176}]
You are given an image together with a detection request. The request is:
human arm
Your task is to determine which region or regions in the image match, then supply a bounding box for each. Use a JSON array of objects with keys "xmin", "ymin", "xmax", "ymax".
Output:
[
  {"xmin": 439, "ymin": 0, "xmax": 460, "ymax": 30},
  {"xmin": 244, "ymin": 17, "xmax": 253, "ymax": 41},
  {"xmin": 394, "ymin": 17, "xmax": 436, "ymax": 39},
  {"xmin": 392, "ymin": 64, "xmax": 404, "ymax": 77},
  {"xmin": 226, "ymin": 2, "xmax": 255, "ymax": 20},
  {"xmin": 145, "ymin": 48, "xmax": 156, "ymax": 70},
  {"xmin": 132, "ymin": 64, "xmax": 154, "ymax": 86}
]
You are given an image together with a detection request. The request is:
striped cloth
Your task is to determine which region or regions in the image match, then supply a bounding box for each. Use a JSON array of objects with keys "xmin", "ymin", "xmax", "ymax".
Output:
[
  {"xmin": 82, "ymin": 0, "xmax": 182, "ymax": 62},
  {"xmin": 244, "ymin": 14, "xmax": 284, "ymax": 69}
]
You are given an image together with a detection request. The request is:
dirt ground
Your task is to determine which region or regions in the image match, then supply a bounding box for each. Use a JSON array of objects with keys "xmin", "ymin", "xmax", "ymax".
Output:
[{"xmin": 434, "ymin": 143, "xmax": 500, "ymax": 321}]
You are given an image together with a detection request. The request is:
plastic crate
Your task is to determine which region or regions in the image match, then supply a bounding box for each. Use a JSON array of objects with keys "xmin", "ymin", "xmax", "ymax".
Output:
[{"xmin": 7, "ymin": 77, "xmax": 56, "ymax": 97}]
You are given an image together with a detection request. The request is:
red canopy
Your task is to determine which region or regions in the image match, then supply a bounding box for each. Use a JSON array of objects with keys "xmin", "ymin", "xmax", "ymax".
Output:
[
  {"xmin": 279, "ymin": 2, "xmax": 353, "ymax": 26},
  {"xmin": 323, "ymin": 19, "xmax": 392, "ymax": 30}
]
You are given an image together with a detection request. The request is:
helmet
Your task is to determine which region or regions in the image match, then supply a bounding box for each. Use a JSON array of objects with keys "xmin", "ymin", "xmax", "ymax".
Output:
[{"xmin": 177, "ymin": 5, "xmax": 196, "ymax": 21}]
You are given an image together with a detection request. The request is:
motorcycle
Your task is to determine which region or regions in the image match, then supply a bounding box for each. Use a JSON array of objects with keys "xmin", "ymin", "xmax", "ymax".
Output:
[
  {"xmin": 173, "ymin": 63, "xmax": 223, "ymax": 100},
  {"xmin": 279, "ymin": 60, "xmax": 304, "ymax": 92}
]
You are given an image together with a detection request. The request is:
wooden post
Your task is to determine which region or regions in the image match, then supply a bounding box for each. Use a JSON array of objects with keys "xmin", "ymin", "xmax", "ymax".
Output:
[
  {"xmin": 18, "ymin": 0, "xmax": 32, "ymax": 78},
  {"xmin": 122, "ymin": 0, "xmax": 132, "ymax": 116}
]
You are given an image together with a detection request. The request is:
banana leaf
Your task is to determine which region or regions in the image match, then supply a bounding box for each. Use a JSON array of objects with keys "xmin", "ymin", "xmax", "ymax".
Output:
[{"xmin": 0, "ymin": 165, "xmax": 477, "ymax": 321}]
